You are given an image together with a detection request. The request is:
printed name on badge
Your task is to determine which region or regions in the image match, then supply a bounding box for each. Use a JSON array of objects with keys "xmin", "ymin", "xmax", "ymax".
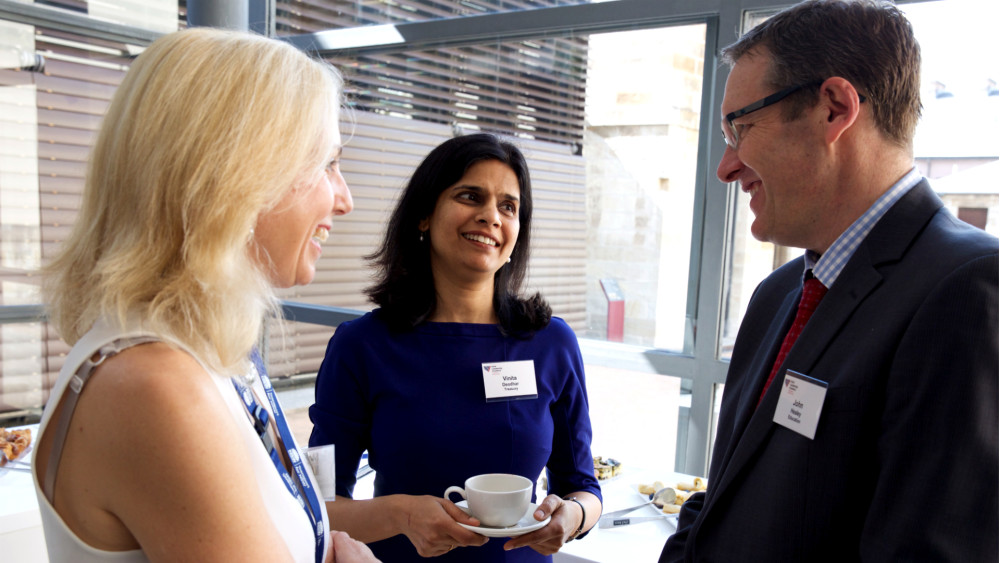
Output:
[
  {"xmin": 773, "ymin": 369, "xmax": 828, "ymax": 440},
  {"xmin": 482, "ymin": 360, "xmax": 538, "ymax": 402}
]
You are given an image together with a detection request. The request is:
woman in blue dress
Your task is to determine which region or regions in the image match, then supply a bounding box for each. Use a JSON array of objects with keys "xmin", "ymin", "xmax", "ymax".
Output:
[{"xmin": 309, "ymin": 133, "xmax": 602, "ymax": 562}]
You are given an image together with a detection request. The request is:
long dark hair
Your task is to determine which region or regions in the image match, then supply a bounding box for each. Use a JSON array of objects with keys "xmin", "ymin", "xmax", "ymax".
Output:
[{"xmin": 365, "ymin": 133, "xmax": 551, "ymax": 334}]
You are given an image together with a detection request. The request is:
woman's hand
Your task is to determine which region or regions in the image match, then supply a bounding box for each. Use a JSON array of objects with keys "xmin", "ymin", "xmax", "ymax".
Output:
[
  {"xmin": 501, "ymin": 492, "xmax": 601, "ymax": 556},
  {"xmin": 328, "ymin": 530, "xmax": 380, "ymax": 563},
  {"xmin": 500, "ymin": 494, "xmax": 576, "ymax": 555},
  {"xmin": 394, "ymin": 495, "xmax": 489, "ymax": 557}
]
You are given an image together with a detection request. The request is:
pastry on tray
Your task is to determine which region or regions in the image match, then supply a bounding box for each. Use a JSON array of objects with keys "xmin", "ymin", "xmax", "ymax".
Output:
[{"xmin": 0, "ymin": 427, "xmax": 32, "ymax": 466}]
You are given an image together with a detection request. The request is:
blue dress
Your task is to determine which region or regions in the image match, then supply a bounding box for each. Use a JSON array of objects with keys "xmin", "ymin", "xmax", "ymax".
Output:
[{"xmin": 309, "ymin": 310, "xmax": 602, "ymax": 562}]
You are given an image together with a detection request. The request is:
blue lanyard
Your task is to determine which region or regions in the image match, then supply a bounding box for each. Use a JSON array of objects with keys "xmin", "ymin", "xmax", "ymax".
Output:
[{"xmin": 231, "ymin": 349, "xmax": 325, "ymax": 563}]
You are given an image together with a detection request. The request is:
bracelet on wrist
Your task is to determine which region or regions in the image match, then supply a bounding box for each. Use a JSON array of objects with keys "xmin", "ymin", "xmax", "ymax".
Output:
[{"xmin": 564, "ymin": 496, "xmax": 586, "ymax": 541}]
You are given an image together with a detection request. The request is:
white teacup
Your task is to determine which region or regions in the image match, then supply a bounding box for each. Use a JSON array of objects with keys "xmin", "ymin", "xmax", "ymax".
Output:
[{"xmin": 444, "ymin": 473, "xmax": 532, "ymax": 527}]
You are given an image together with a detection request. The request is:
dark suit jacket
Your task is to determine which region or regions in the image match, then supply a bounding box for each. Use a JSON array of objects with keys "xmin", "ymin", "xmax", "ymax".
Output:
[{"xmin": 661, "ymin": 181, "xmax": 999, "ymax": 562}]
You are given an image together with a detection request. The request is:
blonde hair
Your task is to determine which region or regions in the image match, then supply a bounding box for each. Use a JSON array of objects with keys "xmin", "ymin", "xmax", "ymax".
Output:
[{"xmin": 43, "ymin": 28, "xmax": 343, "ymax": 374}]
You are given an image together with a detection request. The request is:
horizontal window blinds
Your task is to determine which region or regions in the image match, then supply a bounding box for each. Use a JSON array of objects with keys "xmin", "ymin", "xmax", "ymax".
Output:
[
  {"xmin": 1, "ymin": 3, "xmax": 588, "ymax": 416},
  {"xmin": 0, "ymin": 28, "xmax": 130, "ymax": 411},
  {"xmin": 277, "ymin": 0, "xmax": 589, "ymax": 29},
  {"xmin": 277, "ymin": 0, "xmax": 588, "ymax": 147}
]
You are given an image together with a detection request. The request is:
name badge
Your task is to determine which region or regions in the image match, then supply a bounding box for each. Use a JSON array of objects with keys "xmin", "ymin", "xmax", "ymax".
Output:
[
  {"xmin": 482, "ymin": 360, "xmax": 538, "ymax": 402},
  {"xmin": 773, "ymin": 370, "xmax": 827, "ymax": 440},
  {"xmin": 304, "ymin": 444, "xmax": 336, "ymax": 502}
]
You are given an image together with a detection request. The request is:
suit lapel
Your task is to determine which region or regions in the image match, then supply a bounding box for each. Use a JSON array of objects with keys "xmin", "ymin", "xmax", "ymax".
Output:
[
  {"xmin": 758, "ymin": 252, "xmax": 883, "ymax": 406},
  {"xmin": 702, "ymin": 180, "xmax": 943, "ymax": 516},
  {"xmin": 703, "ymin": 257, "xmax": 884, "ymax": 517},
  {"xmin": 732, "ymin": 289, "xmax": 798, "ymax": 443},
  {"xmin": 703, "ymin": 286, "xmax": 798, "ymax": 503}
]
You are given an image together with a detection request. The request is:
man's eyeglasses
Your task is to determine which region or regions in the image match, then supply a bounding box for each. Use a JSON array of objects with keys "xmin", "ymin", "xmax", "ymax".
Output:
[{"xmin": 721, "ymin": 81, "xmax": 865, "ymax": 150}]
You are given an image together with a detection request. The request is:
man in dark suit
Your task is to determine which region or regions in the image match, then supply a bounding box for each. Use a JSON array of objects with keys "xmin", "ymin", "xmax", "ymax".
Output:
[{"xmin": 661, "ymin": 1, "xmax": 998, "ymax": 561}]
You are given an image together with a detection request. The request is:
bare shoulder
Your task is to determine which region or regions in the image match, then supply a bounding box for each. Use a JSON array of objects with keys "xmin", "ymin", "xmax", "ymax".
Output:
[
  {"xmin": 53, "ymin": 342, "xmax": 293, "ymax": 560},
  {"xmin": 78, "ymin": 342, "xmax": 238, "ymax": 466},
  {"xmin": 86, "ymin": 341, "xmax": 223, "ymax": 417}
]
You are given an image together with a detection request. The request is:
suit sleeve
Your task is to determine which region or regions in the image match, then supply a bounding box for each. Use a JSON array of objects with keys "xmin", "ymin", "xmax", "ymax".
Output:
[
  {"xmin": 658, "ymin": 491, "xmax": 704, "ymax": 562},
  {"xmin": 659, "ymin": 273, "xmax": 785, "ymax": 563},
  {"xmin": 860, "ymin": 254, "xmax": 998, "ymax": 561}
]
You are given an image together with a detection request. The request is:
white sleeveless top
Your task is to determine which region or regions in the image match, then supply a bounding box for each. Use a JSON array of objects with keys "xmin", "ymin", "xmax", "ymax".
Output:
[{"xmin": 32, "ymin": 318, "xmax": 328, "ymax": 562}]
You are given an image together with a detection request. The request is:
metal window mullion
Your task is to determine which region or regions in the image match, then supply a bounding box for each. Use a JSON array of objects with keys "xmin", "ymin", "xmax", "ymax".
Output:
[{"xmin": 682, "ymin": 2, "xmax": 741, "ymax": 477}]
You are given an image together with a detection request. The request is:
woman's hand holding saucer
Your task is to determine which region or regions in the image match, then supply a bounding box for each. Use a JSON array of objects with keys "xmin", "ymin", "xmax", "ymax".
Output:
[{"xmin": 501, "ymin": 494, "xmax": 578, "ymax": 555}]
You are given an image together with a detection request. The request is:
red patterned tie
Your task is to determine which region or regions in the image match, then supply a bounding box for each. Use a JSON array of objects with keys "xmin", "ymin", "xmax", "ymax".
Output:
[{"xmin": 757, "ymin": 276, "xmax": 828, "ymax": 406}]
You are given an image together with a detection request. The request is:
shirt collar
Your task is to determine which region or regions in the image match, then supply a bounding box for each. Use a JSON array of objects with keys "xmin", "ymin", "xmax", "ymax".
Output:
[{"xmin": 805, "ymin": 167, "xmax": 922, "ymax": 287}]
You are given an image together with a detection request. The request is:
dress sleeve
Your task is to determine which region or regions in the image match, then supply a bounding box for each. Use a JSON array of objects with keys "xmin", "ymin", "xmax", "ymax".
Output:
[
  {"xmin": 543, "ymin": 320, "xmax": 603, "ymax": 502},
  {"xmin": 308, "ymin": 321, "xmax": 371, "ymax": 499}
]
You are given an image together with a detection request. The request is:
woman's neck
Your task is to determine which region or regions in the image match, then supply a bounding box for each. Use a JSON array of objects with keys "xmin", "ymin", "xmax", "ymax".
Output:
[{"xmin": 429, "ymin": 278, "xmax": 497, "ymax": 324}]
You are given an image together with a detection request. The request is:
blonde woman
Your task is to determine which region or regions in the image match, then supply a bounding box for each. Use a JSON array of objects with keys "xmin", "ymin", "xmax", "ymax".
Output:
[{"xmin": 34, "ymin": 28, "xmax": 377, "ymax": 563}]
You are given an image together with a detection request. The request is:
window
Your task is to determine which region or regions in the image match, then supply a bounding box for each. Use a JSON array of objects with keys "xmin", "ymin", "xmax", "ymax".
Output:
[{"xmin": 958, "ymin": 207, "xmax": 988, "ymax": 230}]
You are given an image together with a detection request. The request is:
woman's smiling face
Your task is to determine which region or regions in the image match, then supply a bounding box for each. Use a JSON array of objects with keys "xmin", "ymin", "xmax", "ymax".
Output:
[
  {"xmin": 420, "ymin": 159, "xmax": 521, "ymax": 284},
  {"xmin": 253, "ymin": 133, "xmax": 353, "ymax": 288}
]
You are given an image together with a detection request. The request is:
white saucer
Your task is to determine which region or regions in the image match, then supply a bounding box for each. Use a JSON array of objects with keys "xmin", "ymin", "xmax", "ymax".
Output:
[{"xmin": 455, "ymin": 501, "xmax": 551, "ymax": 537}]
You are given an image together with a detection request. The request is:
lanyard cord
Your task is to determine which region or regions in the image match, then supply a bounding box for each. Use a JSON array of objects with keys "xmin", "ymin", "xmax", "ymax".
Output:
[{"xmin": 232, "ymin": 348, "xmax": 325, "ymax": 563}]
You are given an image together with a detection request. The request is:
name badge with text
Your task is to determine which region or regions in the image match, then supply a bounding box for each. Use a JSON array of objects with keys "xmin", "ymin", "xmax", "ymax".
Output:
[
  {"xmin": 482, "ymin": 360, "xmax": 538, "ymax": 402},
  {"xmin": 773, "ymin": 370, "xmax": 827, "ymax": 440}
]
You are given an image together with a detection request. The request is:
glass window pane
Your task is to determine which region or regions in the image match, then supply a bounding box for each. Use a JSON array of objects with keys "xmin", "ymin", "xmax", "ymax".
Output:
[
  {"xmin": 0, "ymin": 320, "xmax": 46, "ymax": 422},
  {"xmin": 32, "ymin": 0, "xmax": 178, "ymax": 33},
  {"xmin": 0, "ymin": 21, "xmax": 141, "ymax": 418},
  {"xmin": 708, "ymin": 381, "xmax": 724, "ymax": 467},
  {"xmin": 587, "ymin": 366, "xmax": 686, "ymax": 473},
  {"xmin": 719, "ymin": 187, "xmax": 779, "ymax": 359},
  {"xmin": 1, "ymin": 21, "xmax": 42, "ymax": 300},
  {"xmin": 905, "ymin": 0, "xmax": 1000, "ymax": 237},
  {"xmin": 582, "ymin": 25, "xmax": 704, "ymax": 352}
]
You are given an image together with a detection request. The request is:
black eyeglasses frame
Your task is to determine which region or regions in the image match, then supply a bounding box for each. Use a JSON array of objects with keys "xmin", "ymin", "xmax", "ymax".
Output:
[{"xmin": 722, "ymin": 80, "xmax": 866, "ymax": 150}]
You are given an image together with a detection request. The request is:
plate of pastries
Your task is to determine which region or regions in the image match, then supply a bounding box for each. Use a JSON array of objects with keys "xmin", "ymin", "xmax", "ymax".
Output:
[
  {"xmin": 636, "ymin": 476, "xmax": 707, "ymax": 515},
  {"xmin": 0, "ymin": 426, "xmax": 32, "ymax": 468}
]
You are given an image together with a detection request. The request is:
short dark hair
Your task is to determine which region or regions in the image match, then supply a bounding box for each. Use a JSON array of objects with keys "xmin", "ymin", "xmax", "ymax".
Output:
[
  {"xmin": 365, "ymin": 133, "xmax": 551, "ymax": 334},
  {"xmin": 721, "ymin": 0, "xmax": 921, "ymax": 148}
]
